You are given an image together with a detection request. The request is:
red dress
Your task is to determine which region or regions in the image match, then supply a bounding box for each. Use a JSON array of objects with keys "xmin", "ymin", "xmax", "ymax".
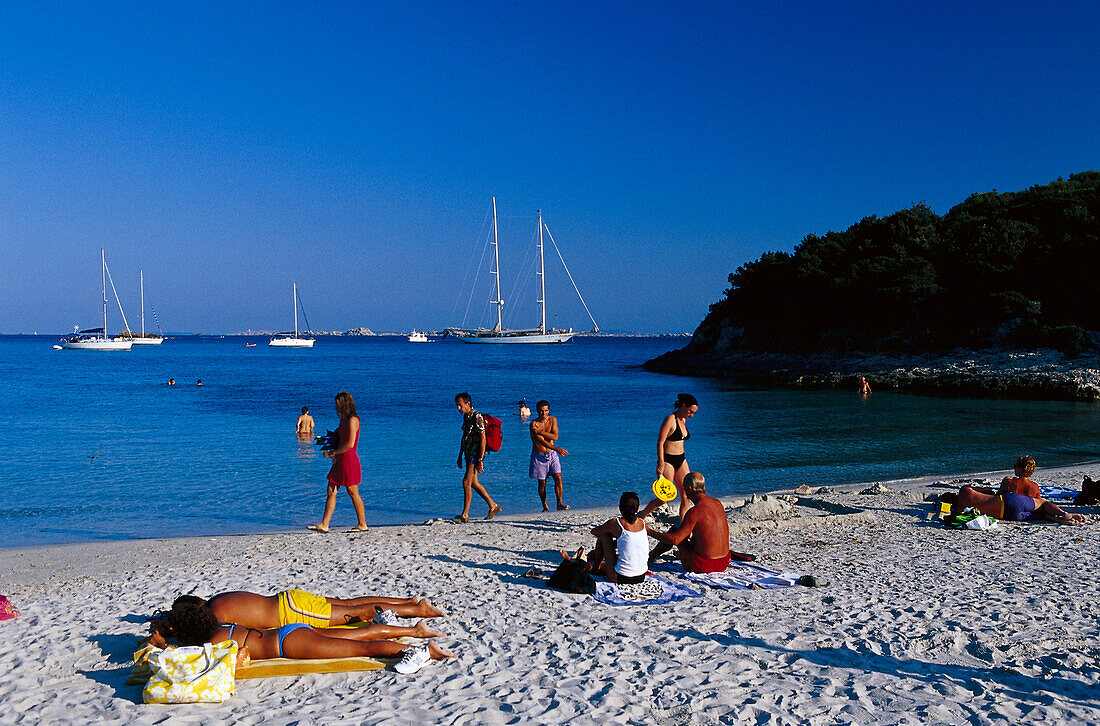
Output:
[{"xmin": 326, "ymin": 417, "xmax": 361, "ymax": 487}]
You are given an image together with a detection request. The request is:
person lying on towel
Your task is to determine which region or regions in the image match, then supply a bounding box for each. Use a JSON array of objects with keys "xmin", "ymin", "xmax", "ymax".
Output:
[
  {"xmin": 646, "ymin": 472, "xmax": 733, "ymax": 573},
  {"xmin": 154, "ymin": 589, "xmax": 443, "ymax": 632},
  {"xmin": 151, "ymin": 598, "xmax": 455, "ymax": 665},
  {"xmin": 951, "ymin": 483, "xmax": 1085, "ymax": 524}
]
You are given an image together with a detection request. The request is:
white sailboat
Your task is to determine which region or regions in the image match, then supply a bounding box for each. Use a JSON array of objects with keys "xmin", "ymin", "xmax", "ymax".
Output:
[
  {"xmin": 118, "ymin": 270, "xmax": 164, "ymax": 345},
  {"xmin": 60, "ymin": 249, "xmax": 134, "ymax": 351},
  {"xmin": 445, "ymin": 198, "xmax": 598, "ymax": 344},
  {"xmin": 269, "ymin": 283, "xmax": 316, "ymax": 347}
]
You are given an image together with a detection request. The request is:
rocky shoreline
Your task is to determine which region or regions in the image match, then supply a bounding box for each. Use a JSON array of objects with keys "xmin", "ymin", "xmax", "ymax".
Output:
[{"xmin": 644, "ymin": 345, "xmax": 1100, "ymax": 401}]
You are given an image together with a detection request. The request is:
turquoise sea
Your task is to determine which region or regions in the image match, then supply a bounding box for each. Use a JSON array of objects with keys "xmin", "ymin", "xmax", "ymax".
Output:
[{"xmin": 3, "ymin": 335, "xmax": 1100, "ymax": 548}]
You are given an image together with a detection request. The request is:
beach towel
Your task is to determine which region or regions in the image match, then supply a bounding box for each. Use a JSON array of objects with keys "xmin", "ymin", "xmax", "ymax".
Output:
[
  {"xmin": 677, "ymin": 561, "xmax": 800, "ymax": 591},
  {"xmin": 592, "ymin": 575, "xmax": 703, "ymax": 606},
  {"xmin": 235, "ymin": 655, "xmax": 392, "ymax": 678},
  {"xmin": 129, "ymin": 641, "xmax": 393, "ymax": 685},
  {"xmin": 1040, "ymin": 484, "xmax": 1079, "ymax": 502}
]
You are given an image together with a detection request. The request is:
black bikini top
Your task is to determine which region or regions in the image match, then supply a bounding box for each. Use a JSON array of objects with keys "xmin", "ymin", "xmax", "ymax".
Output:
[{"xmin": 667, "ymin": 419, "xmax": 689, "ymax": 442}]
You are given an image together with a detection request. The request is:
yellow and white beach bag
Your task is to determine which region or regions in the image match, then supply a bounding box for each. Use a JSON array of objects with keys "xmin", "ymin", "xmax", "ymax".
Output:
[{"xmin": 142, "ymin": 641, "xmax": 238, "ymax": 704}]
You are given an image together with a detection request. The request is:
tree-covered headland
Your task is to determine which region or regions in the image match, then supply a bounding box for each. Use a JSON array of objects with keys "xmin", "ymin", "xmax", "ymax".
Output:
[{"xmin": 685, "ymin": 171, "xmax": 1100, "ymax": 358}]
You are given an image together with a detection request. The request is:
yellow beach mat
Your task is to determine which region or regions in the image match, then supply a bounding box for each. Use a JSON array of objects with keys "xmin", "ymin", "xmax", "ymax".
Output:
[
  {"xmin": 236, "ymin": 654, "xmax": 396, "ymax": 679},
  {"xmin": 129, "ymin": 637, "xmax": 404, "ymax": 684}
]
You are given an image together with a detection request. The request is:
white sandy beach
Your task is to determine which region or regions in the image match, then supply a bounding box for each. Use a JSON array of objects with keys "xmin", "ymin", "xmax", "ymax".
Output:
[{"xmin": 2, "ymin": 463, "xmax": 1099, "ymax": 725}]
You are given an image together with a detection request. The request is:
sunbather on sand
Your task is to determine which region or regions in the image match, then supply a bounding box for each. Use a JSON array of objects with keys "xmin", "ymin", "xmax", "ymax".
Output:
[
  {"xmin": 153, "ymin": 599, "xmax": 455, "ymax": 666},
  {"xmin": 952, "ymin": 484, "xmax": 1085, "ymax": 524},
  {"xmin": 647, "ymin": 472, "xmax": 733, "ymax": 573},
  {"xmin": 158, "ymin": 588, "xmax": 443, "ymax": 630}
]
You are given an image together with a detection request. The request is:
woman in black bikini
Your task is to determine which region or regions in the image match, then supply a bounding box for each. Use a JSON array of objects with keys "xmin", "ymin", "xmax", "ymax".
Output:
[{"xmin": 641, "ymin": 393, "xmax": 698, "ymax": 521}]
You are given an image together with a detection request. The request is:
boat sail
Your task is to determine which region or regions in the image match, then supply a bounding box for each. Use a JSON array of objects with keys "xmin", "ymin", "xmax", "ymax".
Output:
[
  {"xmin": 60, "ymin": 249, "xmax": 134, "ymax": 350},
  {"xmin": 117, "ymin": 270, "xmax": 165, "ymax": 345},
  {"xmin": 445, "ymin": 198, "xmax": 598, "ymax": 344},
  {"xmin": 269, "ymin": 283, "xmax": 316, "ymax": 347}
]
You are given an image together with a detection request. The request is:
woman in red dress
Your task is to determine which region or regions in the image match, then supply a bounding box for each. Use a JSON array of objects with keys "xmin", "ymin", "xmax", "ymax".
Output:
[{"xmin": 308, "ymin": 391, "xmax": 367, "ymax": 532}]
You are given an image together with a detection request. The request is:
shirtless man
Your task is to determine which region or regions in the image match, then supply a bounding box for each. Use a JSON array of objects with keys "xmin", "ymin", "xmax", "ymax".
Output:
[
  {"xmin": 951, "ymin": 484, "xmax": 1084, "ymax": 524},
  {"xmin": 296, "ymin": 406, "xmax": 315, "ymax": 434},
  {"xmin": 156, "ymin": 588, "xmax": 444, "ymax": 631},
  {"xmin": 646, "ymin": 472, "xmax": 732, "ymax": 573},
  {"xmin": 529, "ymin": 399, "xmax": 570, "ymax": 511},
  {"xmin": 858, "ymin": 376, "xmax": 872, "ymax": 396}
]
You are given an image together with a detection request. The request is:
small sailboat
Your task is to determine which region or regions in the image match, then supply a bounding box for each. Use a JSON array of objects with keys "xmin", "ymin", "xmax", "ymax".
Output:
[
  {"xmin": 269, "ymin": 283, "xmax": 316, "ymax": 347},
  {"xmin": 60, "ymin": 250, "xmax": 134, "ymax": 351},
  {"xmin": 408, "ymin": 331, "xmax": 429, "ymax": 342},
  {"xmin": 446, "ymin": 198, "xmax": 598, "ymax": 344},
  {"xmin": 122, "ymin": 271, "xmax": 164, "ymax": 345}
]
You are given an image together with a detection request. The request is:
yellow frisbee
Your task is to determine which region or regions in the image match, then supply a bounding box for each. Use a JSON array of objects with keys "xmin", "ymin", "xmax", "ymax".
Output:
[{"xmin": 652, "ymin": 477, "xmax": 677, "ymax": 502}]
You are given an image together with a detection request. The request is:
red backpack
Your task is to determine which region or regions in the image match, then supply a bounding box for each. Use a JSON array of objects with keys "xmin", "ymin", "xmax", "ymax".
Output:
[{"xmin": 483, "ymin": 414, "xmax": 503, "ymax": 452}]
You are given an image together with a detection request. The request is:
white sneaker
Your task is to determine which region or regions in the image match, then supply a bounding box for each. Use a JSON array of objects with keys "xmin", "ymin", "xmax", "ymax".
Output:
[
  {"xmin": 394, "ymin": 645, "xmax": 430, "ymax": 674},
  {"xmin": 372, "ymin": 608, "xmax": 399, "ymax": 626}
]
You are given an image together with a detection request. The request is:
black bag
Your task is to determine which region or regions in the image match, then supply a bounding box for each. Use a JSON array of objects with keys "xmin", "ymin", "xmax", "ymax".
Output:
[
  {"xmin": 1074, "ymin": 476, "xmax": 1100, "ymax": 505},
  {"xmin": 315, "ymin": 429, "xmax": 338, "ymax": 451},
  {"xmin": 547, "ymin": 557, "xmax": 596, "ymax": 595}
]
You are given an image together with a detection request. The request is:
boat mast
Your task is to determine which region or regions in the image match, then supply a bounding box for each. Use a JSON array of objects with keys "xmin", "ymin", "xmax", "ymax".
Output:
[
  {"xmin": 491, "ymin": 197, "xmax": 504, "ymax": 332},
  {"xmin": 101, "ymin": 248, "xmax": 107, "ymax": 341},
  {"xmin": 140, "ymin": 270, "xmax": 145, "ymax": 337},
  {"xmin": 537, "ymin": 210, "xmax": 546, "ymax": 333},
  {"xmin": 293, "ymin": 282, "xmax": 299, "ymax": 338}
]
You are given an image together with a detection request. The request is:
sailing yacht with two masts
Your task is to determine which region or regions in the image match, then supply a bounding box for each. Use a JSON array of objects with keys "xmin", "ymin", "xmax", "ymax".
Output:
[{"xmin": 445, "ymin": 198, "xmax": 598, "ymax": 344}]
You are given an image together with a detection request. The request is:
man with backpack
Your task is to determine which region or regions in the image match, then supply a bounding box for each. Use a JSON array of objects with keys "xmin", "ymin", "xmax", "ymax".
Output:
[{"xmin": 454, "ymin": 392, "xmax": 502, "ymax": 523}]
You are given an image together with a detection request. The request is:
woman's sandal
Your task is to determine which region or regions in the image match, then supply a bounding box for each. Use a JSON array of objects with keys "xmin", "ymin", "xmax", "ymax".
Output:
[
  {"xmin": 307, "ymin": 524, "xmax": 330, "ymax": 533},
  {"xmin": 452, "ymin": 514, "xmax": 469, "ymax": 523},
  {"xmin": 486, "ymin": 504, "xmax": 502, "ymax": 520}
]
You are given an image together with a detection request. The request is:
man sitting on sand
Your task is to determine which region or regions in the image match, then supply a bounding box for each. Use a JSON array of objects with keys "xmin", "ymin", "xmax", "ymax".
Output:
[
  {"xmin": 646, "ymin": 472, "xmax": 733, "ymax": 573},
  {"xmin": 157, "ymin": 588, "xmax": 443, "ymax": 630}
]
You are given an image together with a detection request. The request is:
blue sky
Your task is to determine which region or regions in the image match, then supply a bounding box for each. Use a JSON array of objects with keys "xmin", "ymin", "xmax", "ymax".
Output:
[{"xmin": 1, "ymin": 1, "xmax": 1097, "ymax": 334}]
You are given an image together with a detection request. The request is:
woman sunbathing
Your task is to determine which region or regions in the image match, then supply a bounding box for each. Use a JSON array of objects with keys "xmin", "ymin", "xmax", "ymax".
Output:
[
  {"xmin": 159, "ymin": 588, "xmax": 443, "ymax": 630},
  {"xmin": 154, "ymin": 599, "xmax": 455, "ymax": 667}
]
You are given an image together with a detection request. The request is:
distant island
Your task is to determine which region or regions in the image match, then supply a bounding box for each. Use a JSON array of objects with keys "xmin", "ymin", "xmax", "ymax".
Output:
[{"xmin": 646, "ymin": 172, "xmax": 1100, "ymax": 400}]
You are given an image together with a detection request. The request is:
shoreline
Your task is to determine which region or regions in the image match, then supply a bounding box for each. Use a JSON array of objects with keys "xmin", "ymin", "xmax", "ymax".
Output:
[
  {"xmin": 5, "ymin": 458, "xmax": 1098, "ymax": 554},
  {"xmin": 644, "ymin": 346, "xmax": 1100, "ymax": 401},
  {"xmin": 3, "ymin": 462, "xmax": 1098, "ymax": 723}
]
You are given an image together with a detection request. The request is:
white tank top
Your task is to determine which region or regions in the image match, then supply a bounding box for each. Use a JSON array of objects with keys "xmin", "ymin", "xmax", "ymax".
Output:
[{"xmin": 615, "ymin": 518, "xmax": 649, "ymax": 577}]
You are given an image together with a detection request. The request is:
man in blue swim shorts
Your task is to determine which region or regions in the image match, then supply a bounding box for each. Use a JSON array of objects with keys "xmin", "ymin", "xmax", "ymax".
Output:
[
  {"xmin": 951, "ymin": 485, "xmax": 1086, "ymax": 524},
  {"xmin": 529, "ymin": 400, "xmax": 570, "ymax": 512}
]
